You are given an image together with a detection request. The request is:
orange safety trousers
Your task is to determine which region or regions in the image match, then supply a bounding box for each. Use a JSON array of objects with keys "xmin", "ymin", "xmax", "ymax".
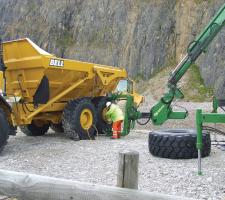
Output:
[{"xmin": 112, "ymin": 120, "xmax": 123, "ymax": 139}]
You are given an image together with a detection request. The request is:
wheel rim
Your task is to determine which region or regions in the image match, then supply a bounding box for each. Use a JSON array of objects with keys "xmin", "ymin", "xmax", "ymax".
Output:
[{"xmin": 80, "ymin": 109, "xmax": 93, "ymax": 130}]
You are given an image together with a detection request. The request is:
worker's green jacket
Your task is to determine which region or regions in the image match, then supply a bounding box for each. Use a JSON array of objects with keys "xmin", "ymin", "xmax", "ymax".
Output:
[{"xmin": 105, "ymin": 104, "xmax": 124, "ymax": 122}]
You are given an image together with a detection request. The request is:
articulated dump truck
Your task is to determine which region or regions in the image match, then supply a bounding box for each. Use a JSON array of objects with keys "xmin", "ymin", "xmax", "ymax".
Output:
[{"xmin": 0, "ymin": 38, "xmax": 143, "ymax": 150}]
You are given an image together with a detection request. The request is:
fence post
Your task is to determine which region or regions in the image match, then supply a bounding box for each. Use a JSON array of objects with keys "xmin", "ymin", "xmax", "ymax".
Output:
[{"xmin": 117, "ymin": 150, "xmax": 139, "ymax": 189}]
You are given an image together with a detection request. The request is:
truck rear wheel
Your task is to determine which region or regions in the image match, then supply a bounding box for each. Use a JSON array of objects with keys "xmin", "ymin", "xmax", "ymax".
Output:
[
  {"xmin": 95, "ymin": 97, "xmax": 112, "ymax": 134},
  {"xmin": 0, "ymin": 108, "xmax": 10, "ymax": 152},
  {"xmin": 62, "ymin": 98, "xmax": 97, "ymax": 140},
  {"xmin": 20, "ymin": 121, "xmax": 50, "ymax": 136},
  {"xmin": 148, "ymin": 129, "xmax": 211, "ymax": 159}
]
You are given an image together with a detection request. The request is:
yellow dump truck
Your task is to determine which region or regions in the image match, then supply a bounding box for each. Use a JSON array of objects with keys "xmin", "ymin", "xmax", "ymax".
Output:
[{"xmin": 0, "ymin": 38, "xmax": 141, "ymax": 149}]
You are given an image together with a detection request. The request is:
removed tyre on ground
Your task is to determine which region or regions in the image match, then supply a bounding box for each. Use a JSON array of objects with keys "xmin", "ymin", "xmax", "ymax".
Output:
[{"xmin": 148, "ymin": 129, "xmax": 211, "ymax": 159}]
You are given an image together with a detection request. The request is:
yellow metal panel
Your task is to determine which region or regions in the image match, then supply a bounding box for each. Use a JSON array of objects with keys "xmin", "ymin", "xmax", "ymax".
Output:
[
  {"xmin": 3, "ymin": 38, "xmax": 51, "ymax": 62},
  {"xmin": 33, "ymin": 112, "xmax": 62, "ymax": 124},
  {"xmin": 133, "ymin": 92, "xmax": 144, "ymax": 107},
  {"xmin": 94, "ymin": 66, "xmax": 127, "ymax": 85},
  {"xmin": 0, "ymin": 71, "xmax": 3, "ymax": 90},
  {"xmin": 11, "ymin": 102, "xmax": 66, "ymax": 125},
  {"xmin": 26, "ymin": 77, "xmax": 89, "ymax": 121}
]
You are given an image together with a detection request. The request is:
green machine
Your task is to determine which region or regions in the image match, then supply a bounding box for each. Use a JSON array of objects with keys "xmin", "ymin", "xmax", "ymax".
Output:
[{"xmin": 111, "ymin": 3, "xmax": 225, "ymax": 174}]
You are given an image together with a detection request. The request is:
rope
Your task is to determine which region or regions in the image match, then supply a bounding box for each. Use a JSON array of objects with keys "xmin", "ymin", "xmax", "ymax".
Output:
[
  {"xmin": 202, "ymin": 126, "xmax": 225, "ymax": 136},
  {"xmin": 92, "ymin": 124, "xmax": 99, "ymax": 139},
  {"xmin": 85, "ymin": 124, "xmax": 99, "ymax": 140},
  {"xmin": 85, "ymin": 128, "xmax": 92, "ymax": 140},
  {"xmin": 202, "ymin": 126, "xmax": 225, "ymax": 151}
]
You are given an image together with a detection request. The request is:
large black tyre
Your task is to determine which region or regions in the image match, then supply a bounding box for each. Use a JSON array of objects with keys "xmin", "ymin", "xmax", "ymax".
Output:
[
  {"xmin": 94, "ymin": 97, "xmax": 112, "ymax": 134},
  {"xmin": 148, "ymin": 129, "xmax": 211, "ymax": 159},
  {"xmin": 62, "ymin": 98, "xmax": 97, "ymax": 140},
  {"xmin": 0, "ymin": 108, "xmax": 10, "ymax": 152},
  {"xmin": 20, "ymin": 121, "xmax": 50, "ymax": 136},
  {"xmin": 50, "ymin": 123, "xmax": 64, "ymax": 133}
]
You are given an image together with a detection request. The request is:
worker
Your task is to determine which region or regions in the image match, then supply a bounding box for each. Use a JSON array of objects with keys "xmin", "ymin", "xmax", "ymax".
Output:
[{"xmin": 105, "ymin": 101, "xmax": 124, "ymax": 139}]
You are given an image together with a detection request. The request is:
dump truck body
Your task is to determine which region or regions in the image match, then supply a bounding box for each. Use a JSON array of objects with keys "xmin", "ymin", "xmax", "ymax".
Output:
[{"xmin": 2, "ymin": 38, "xmax": 127, "ymax": 125}]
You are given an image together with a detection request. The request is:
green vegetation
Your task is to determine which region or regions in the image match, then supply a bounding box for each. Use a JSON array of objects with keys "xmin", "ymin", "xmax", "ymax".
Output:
[{"xmin": 182, "ymin": 64, "xmax": 213, "ymax": 102}]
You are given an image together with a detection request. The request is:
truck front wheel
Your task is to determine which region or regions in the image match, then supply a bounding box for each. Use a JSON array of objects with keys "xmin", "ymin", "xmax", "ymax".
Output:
[
  {"xmin": 20, "ymin": 120, "xmax": 50, "ymax": 136},
  {"xmin": 0, "ymin": 108, "xmax": 10, "ymax": 152}
]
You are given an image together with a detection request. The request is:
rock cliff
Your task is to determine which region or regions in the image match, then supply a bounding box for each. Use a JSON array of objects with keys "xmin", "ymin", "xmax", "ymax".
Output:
[{"xmin": 0, "ymin": 0, "xmax": 224, "ymax": 97}]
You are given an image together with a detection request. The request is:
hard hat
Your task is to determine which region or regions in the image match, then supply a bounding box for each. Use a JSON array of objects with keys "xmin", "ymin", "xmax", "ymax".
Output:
[{"xmin": 106, "ymin": 102, "xmax": 112, "ymax": 108}]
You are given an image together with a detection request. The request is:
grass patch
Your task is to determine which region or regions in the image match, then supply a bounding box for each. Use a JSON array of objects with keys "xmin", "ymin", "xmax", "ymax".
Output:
[{"xmin": 182, "ymin": 64, "xmax": 213, "ymax": 102}]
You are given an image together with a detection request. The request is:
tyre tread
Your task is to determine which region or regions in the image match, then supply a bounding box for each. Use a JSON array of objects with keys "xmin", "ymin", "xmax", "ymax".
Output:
[{"xmin": 148, "ymin": 129, "xmax": 211, "ymax": 159}]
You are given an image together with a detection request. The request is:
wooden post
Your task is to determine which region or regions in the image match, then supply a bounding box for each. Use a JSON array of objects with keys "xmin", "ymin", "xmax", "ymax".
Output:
[{"xmin": 117, "ymin": 150, "xmax": 139, "ymax": 189}]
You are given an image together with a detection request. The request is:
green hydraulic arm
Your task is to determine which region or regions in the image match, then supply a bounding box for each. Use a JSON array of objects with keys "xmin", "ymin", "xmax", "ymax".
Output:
[{"xmin": 150, "ymin": 3, "xmax": 225, "ymax": 125}]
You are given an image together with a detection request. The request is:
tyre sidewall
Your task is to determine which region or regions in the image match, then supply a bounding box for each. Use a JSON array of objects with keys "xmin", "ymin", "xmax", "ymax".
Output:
[{"xmin": 73, "ymin": 100, "xmax": 97, "ymax": 139}]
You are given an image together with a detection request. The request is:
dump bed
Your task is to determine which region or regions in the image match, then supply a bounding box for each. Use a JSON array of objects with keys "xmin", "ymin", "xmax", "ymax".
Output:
[{"xmin": 3, "ymin": 38, "xmax": 127, "ymax": 103}]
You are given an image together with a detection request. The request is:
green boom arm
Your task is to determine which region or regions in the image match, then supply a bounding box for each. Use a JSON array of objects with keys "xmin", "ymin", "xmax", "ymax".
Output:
[{"xmin": 150, "ymin": 3, "xmax": 225, "ymax": 125}]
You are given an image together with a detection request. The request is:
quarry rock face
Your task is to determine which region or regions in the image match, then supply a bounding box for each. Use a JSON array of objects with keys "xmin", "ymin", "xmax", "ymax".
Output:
[{"xmin": 0, "ymin": 0, "xmax": 224, "ymax": 97}]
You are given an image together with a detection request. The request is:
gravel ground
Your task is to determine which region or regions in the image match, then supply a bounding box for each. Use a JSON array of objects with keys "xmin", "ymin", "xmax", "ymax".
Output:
[{"xmin": 0, "ymin": 102, "xmax": 225, "ymax": 200}]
